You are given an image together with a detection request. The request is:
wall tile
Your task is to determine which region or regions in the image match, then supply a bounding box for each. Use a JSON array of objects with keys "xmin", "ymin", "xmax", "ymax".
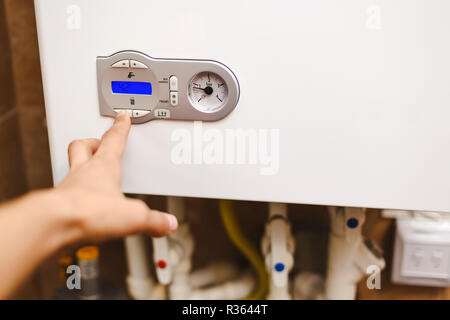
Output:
[
  {"xmin": 17, "ymin": 104, "xmax": 53, "ymax": 189},
  {"xmin": 3, "ymin": 0, "xmax": 44, "ymax": 108},
  {"xmin": 0, "ymin": 1, "xmax": 15, "ymax": 116},
  {"xmin": 3, "ymin": 0, "xmax": 52, "ymax": 189},
  {"xmin": 0, "ymin": 109, "xmax": 27, "ymax": 202}
]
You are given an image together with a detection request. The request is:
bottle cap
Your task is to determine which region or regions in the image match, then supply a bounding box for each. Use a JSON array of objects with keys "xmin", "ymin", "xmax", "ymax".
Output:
[{"xmin": 76, "ymin": 246, "xmax": 99, "ymax": 261}]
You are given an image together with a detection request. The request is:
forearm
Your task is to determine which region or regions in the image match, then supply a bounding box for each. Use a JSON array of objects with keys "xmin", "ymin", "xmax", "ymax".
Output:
[{"xmin": 0, "ymin": 190, "xmax": 80, "ymax": 299}]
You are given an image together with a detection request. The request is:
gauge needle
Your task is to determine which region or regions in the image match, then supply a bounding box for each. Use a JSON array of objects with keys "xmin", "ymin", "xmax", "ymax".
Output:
[{"xmin": 194, "ymin": 86, "xmax": 214, "ymax": 95}]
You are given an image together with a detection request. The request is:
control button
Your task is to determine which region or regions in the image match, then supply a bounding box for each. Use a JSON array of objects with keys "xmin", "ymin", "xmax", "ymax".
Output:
[
  {"xmin": 132, "ymin": 110, "xmax": 151, "ymax": 118},
  {"xmin": 155, "ymin": 109, "xmax": 171, "ymax": 119},
  {"xmin": 113, "ymin": 108, "xmax": 133, "ymax": 117},
  {"xmin": 111, "ymin": 60, "xmax": 130, "ymax": 68},
  {"xmin": 170, "ymin": 91, "xmax": 178, "ymax": 106},
  {"xmin": 169, "ymin": 76, "xmax": 178, "ymax": 91},
  {"xmin": 130, "ymin": 60, "xmax": 148, "ymax": 69}
]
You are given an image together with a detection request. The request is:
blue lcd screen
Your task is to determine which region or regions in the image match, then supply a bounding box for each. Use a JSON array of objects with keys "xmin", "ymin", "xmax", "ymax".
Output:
[{"xmin": 111, "ymin": 81, "xmax": 152, "ymax": 95}]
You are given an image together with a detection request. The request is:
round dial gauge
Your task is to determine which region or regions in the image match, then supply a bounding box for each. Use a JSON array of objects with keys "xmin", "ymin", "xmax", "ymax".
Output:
[{"xmin": 188, "ymin": 72, "xmax": 228, "ymax": 113}]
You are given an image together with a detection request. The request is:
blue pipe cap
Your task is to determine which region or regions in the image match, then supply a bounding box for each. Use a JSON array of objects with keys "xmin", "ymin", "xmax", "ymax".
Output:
[
  {"xmin": 274, "ymin": 263, "xmax": 285, "ymax": 272},
  {"xmin": 346, "ymin": 217, "xmax": 359, "ymax": 229}
]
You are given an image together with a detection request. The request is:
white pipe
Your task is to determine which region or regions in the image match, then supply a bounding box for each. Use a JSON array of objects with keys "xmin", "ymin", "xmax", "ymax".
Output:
[
  {"xmin": 150, "ymin": 196, "xmax": 254, "ymax": 300},
  {"xmin": 164, "ymin": 196, "xmax": 197, "ymax": 299},
  {"xmin": 169, "ymin": 262, "xmax": 244, "ymax": 299},
  {"xmin": 189, "ymin": 273, "xmax": 254, "ymax": 300},
  {"xmin": 325, "ymin": 235, "xmax": 385, "ymax": 299},
  {"xmin": 147, "ymin": 272, "xmax": 253, "ymax": 300},
  {"xmin": 125, "ymin": 196, "xmax": 252, "ymax": 300},
  {"xmin": 167, "ymin": 196, "xmax": 186, "ymax": 222},
  {"xmin": 264, "ymin": 203, "xmax": 294, "ymax": 300},
  {"xmin": 325, "ymin": 231, "xmax": 360, "ymax": 299},
  {"xmin": 124, "ymin": 234, "xmax": 154, "ymax": 300},
  {"xmin": 152, "ymin": 237, "xmax": 172, "ymax": 285},
  {"xmin": 152, "ymin": 197, "xmax": 188, "ymax": 287},
  {"xmin": 324, "ymin": 207, "xmax": 384, "ymax": 300},
  {"xmin": 189, "ymin": 262, "xmax": 240, "ymax": 288},
  {"xmin": 268, "ymin": 202, "xmax": 287, "ymax": 219},
  {"xmin": 325, "ymin": 207, "xmax": 363, "ymax": 299},
  {"xmin": 293, "ymin": 272, "xmax": 325, "ymax": 300}
]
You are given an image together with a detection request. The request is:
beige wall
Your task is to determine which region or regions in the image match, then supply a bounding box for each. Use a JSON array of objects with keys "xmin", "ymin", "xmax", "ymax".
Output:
[{"xmin": 0, "ymin": 0, "xmax": 448, "ymax": 300}]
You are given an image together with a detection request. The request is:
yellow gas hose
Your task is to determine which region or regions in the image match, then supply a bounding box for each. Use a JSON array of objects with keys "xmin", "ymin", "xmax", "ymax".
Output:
[{"xmin": 219, "ymin": 200, "xmax": 269, "ymax": 300}]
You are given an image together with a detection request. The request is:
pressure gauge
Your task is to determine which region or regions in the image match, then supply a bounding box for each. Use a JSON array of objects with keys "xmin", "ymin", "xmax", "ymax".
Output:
[{"xmin": 188, "ymin": 72, "xmax": 228, "ymax": 113}]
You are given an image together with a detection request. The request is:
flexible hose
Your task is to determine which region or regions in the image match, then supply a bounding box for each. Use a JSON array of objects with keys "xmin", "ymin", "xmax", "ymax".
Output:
[{"xmin": 219, "ymin": 200, "xmax": 269, "ymax": 300}]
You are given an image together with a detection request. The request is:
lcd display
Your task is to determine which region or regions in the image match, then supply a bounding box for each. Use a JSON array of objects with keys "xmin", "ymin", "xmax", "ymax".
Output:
[{"xmin": 111, "ymin": 81, "xmax": 152, "ymax": 95}]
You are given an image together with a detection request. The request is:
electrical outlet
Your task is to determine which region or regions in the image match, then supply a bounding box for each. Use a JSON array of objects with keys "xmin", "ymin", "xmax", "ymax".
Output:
[
  {"xmin": 401, "ymin": 244, "xmax": 449, "ymax": 279},
  {"xmin": 392, "ymin": 215, "xmax": 450, "ymax": 287}
]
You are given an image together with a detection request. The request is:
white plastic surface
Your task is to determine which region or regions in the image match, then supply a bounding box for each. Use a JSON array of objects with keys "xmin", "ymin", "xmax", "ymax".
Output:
[{"xmin": 35, "ymin": 0, "xmax": 450, "ymax": 211}]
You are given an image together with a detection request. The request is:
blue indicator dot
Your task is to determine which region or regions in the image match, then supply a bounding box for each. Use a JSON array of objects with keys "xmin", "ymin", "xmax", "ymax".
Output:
[
  {"xmin": 347, "ymin": 218, "xmax": 359, "ymax": 229},
  {"xmin": 274, "ymin": 263, "xmax": 285, "ymax": 272}
]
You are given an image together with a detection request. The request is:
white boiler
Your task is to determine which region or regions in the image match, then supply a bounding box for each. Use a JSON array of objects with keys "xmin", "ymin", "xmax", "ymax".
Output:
[{"xmin": 35, "ymin": 0, "xmax": 450, "ymax": 212}]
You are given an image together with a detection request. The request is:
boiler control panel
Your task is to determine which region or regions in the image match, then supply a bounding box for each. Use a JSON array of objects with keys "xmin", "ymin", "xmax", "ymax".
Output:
[{"xmin": 96, "ymin": 51, "xmax": 240, "ymax": 124}]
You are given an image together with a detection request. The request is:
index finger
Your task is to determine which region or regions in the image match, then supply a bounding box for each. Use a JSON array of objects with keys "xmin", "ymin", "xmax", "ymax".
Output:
[{"xmin": 96, "ymin": 111, "xmax": 131, "ymax": 160}]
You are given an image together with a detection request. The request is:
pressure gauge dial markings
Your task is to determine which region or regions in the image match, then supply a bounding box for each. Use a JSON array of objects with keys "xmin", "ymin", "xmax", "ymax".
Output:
[{"xmin": 188, "ymin": 72, "xmax": 228, "ymax": 113}]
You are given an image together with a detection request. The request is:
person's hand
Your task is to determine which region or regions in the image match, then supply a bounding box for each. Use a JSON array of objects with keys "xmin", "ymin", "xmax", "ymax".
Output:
[
  {"xmin": 52, "ymin": 111, "xmax": 178, "ymax": 243},
  {"xmin": 0, "ymin": 111, "xmax": 178, "ymax": 298}
]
